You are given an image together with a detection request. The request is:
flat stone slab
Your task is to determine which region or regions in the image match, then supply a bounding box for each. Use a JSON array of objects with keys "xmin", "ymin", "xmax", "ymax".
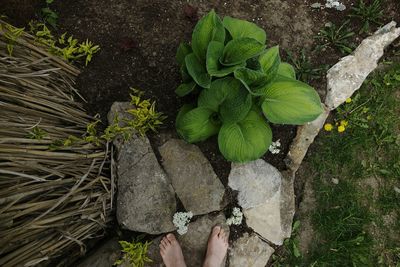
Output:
[
  {"xmin": 146, "ymin": 213, "xmax": 229, "ymax": 267},
  {"xmin": 228, "ymin": 160, "xmax": 294, "ymax": 245},
  {"xmin": 159, "ymin": 139, "xmax": 226, "ymax": 216},
  {"xmin": 229, "ymin": 159, "xmax": 281, "ymax": 209},
  {"xmin": 228, "ymin": 233, "xmax": 274, "ymax": 267},
  {"xmin": 109, "ymin": 102, "xmax": 176, "ymax": 234}
]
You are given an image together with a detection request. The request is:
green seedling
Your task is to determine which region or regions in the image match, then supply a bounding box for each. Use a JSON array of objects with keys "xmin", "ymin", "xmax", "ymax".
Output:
[
  {"xmin": 349, "ymin": 0, "xmax": 383, "ymax": 34},
  {"xmin": 286, "ymin": 49, "xmax": 329, "ymax": 82},
  {"xmin": 315, "ymin": 20, "xmax": 355, "ymax": 55}
]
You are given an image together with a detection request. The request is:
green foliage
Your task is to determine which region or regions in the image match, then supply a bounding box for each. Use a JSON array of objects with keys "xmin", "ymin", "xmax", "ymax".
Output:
[
  {"xmin": 271, "ymin": 220, "xmax": 302, "ymax": 267},
  {"xmin": 50, "ymin": 89, "xmax": 166, "ymax": 149},
  {"xmin": 41, "ymin": 0, "xmax": 58, "ymax": 28},
  {"xmin": 29, "ymin": 21, "xmax": 100, "ymax": 65},
  {"xmin": 350, "ymin": 0, "xmax": 383, "ymax": 34},
  {"xmin": 286, "ymin": 49, "xmax": 329, "ymax": 83},
  {"xmin": 1, "ymin": 23, "xmax": 25, "ymax": 56},
  {"xmin": 114, "ymin": 239, "xmax": 152, "ymax": 267},
  {"xmin": 27, "ymin": 126, "xmax": 47, "ymax": 140},
  {"xmin": 175, "ymin": 10, "xmax": 323, "ymax": 162},
  {"xmin": 315, "ymin": 20, "xmax": 355, "ymax": 55},
  {"xmin": 125, "ymin": 89, "xmax": 167, "ymax": 136}
]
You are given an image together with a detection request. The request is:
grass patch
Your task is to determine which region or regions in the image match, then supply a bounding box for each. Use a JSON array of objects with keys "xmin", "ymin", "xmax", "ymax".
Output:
[
  {"xmin": 273, "ymin": 64, "xmax": 400, "ymax": 266},
  {"xmin": 309, "ymin": 64, "xmax": 400, "ymax": 266}
]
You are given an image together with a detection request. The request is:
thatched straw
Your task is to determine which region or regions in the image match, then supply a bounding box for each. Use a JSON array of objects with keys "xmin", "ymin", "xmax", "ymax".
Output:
[{"xmin": 0, "ymin": 20, "xmax": 113, "ymax": 266}]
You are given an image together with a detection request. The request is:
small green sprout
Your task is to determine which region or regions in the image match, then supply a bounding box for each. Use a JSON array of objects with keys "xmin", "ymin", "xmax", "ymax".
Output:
[
  {"xmin": 114, "ymin": 240, "xmax": 152, "ymax": 267},
  {"xmin": 349, "ymin": 0, "xmax": 383, "ymax": 34},
  {"xmin": 41, "ymin": 0, "xmax": 58, "ymax": 29},
  {"xmin": 315, "ymin": 20, "xmax": 355, "ymax": 55},
  {"xmin": 2, "ymin": 24, "xmax": 25, "ymax": 56},
  {"xmin": 27, "ymin": 126, "xmax": 47, "ymax": 140},
  {"xmin": 29, "ymin": 21, "xmax": 100, "ymax": 66}
]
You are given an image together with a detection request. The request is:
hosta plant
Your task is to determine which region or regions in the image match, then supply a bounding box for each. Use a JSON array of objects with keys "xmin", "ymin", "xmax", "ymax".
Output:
[{"xmin": 175, "ymin": 10, "xmax": 323, "ymax": 162}]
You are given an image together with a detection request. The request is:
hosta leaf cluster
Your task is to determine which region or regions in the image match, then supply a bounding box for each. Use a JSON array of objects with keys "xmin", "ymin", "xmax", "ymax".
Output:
[{"xmin": 175, "ymin": 10, "xmax": 323, "ymax": 162}]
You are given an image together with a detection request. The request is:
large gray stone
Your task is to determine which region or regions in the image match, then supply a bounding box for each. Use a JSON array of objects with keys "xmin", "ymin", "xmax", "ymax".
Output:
[
  {"xmin": 108, "ymin": 102, "xmax": 176, "ymax": 234},
  {"xmin": 146, "ymin": 213, "xmax": 229, "ymax": 267},
  {"xmin": 228, "ymin": 159, "xmax": 281, "ymax": 209},
  {"xmin": 159, "ymin": 139, "xmax": 226, "ymax": 216},
  {"xmin": 325, "ymin": 22, "xmax": 400, "ymax": 110},
  {"xmin": 228, "ymin": 233, "xmax": 274, "ymax": 267}
]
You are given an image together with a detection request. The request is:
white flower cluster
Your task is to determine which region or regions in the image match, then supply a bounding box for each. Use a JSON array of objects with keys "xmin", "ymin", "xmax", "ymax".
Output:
[
  {"xmin": 226, "ymin": 207, "xmax": 243, "ymax": 226},
  {"xmin": 269, "ymin": 139, "xmax": 281, "ymax": 154},
  {"xmin": 311, "ymin": 0, "xmax": 346, "ymax": 11},
  {"xmin": 173, "ymin": 211, "xmax": 193, "ymax": 235}
]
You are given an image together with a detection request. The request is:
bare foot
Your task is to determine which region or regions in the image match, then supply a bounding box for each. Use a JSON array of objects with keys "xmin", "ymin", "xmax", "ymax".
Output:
[
  {"xmin": 203, "ymin": 226, "xmax": 229, "ymax": 267},
  {"xmin": 159, "ymin": 233, "xmax": 186, "ymax": 267}
]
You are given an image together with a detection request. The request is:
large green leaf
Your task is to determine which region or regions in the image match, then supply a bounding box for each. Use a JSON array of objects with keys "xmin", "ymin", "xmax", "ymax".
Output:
[
  {"xmin": 176, "ymin": 106, "xmax": 220, "ymax": 142},
  {"xmin": 234, "ymin": 67, "xmax": 267, "ymax": 91},
  {"xmin": 180, "ymin": 64, "xmax": 192, "ymax": 82},
  {"xmin": 218, "ymin": 109, "xmax": 272, "ymax": 162},
  {"xmin": 197, "ymin": 77, "xmax": 237, "ymax": 111},
  {"xmin": 175, "ymin": 81, "xmax": 197, "ymax": 97},
  {"xmin": 222, "ymin": 16, "xmax": 267, "ymax": 44},
  {"xmin": 277, "ymin": 62, "xmax": 296, "ymax": 79},
  {"xmin": 176, "ymin": 43, "xmax": 192, "ymax": 66},
  {"xmin": 258, "ymin": 45, "xmax": 281, "ymax": 75},
  {"xmin": 220, "ymin": 84, "xmax": 252, "ymax": 123},
  {"xmin": 185, "ymin": 53, "xmax": 211, "ymax": 88},
  {"xmin": 221, "ymin": 38, "xmax": 265, "ymax": 66},
  {"xmin": 206, "ymin": 41, "xmax": 244, "ymax": 77},
  {"xmin": 191, "ymin": 10, "xmax": 225, "ymax": 61},
  {"xmin": 261, "ymin": 77, "xmax": 323, "ymax": 124}
]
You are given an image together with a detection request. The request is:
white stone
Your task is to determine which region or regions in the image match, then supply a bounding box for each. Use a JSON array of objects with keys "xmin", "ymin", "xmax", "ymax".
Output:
[
  {"xmin": 228, "ymin": 233, "xmax": 274, "ymax": 267},
  {"xmin": 228, "ymin": 159, "xmax": 281, "ymax": 209},
  {"xmin": 243, "ymin": 192, "xmax": 283, "ymax": 245},
  {"xmin": 325, "ymin": 22, "xmax": 400, "ymax": 110}
]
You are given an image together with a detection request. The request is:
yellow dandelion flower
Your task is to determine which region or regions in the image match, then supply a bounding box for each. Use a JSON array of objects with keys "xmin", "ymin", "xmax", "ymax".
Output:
[
  {"xmin": 338, "ymin": 125, "xmax": 345, "ymax": 133},
  {"xmin": 340, "ymin": 120, "xmax": 348, "ymax": 126},
  {"xmin": 324, "ymin": 123, "xmax": 333, "ymax": 131},
  {"xmin": 345, "ymin": 98, "xmax": 352, "ymax": 103}
]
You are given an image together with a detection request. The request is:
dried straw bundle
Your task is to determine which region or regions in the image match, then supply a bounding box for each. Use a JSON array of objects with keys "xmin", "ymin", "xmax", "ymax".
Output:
[{"xmin": 0, "ymin": 20, "xmax": 113, "ymax": 266}]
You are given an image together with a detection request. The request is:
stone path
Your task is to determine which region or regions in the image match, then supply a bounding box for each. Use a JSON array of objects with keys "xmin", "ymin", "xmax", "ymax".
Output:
[{"xmin": 80, "ymin": 22, "xmax": 400, "ymax": 267}]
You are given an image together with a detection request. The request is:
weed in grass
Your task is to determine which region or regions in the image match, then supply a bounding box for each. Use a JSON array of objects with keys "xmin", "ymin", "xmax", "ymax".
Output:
[
  {"xmin": 315, "ymin": 20, "xmax": 355, "ymax": 55},
  {"xmin": 271, "ymin": 220, "xmax": 303, "ymax": 267},
  {"xmin": 286, "ymin": 49, "xmax": 329, "ymax": 82},
  {"xmin": 349, "ymin": 0, "xmax": 383, "ymax": 34}
]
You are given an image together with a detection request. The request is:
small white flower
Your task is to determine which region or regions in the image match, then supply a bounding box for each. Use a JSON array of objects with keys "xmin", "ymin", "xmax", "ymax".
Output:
[
  {"xmin": 173, "ymin": 211, "xmax": 193, "ymax": 235},
  {"xmin": 269, "ymin": 139, "xmax": 281, "ymax": 154},
  {"xmin": 226, "ymin": 207, "xmax": 243, "ymax": 226}
]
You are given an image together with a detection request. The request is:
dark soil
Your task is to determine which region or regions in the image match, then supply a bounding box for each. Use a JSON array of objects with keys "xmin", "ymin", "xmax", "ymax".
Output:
[{"xmin": 1, "ymin": 0, "xmax": 400, "ymax": 265}]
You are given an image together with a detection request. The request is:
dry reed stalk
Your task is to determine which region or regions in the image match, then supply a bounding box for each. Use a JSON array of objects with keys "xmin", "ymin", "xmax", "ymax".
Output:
[{"xmin": 0, "ymin": 20, "xmax": 114, "ymax": 266}]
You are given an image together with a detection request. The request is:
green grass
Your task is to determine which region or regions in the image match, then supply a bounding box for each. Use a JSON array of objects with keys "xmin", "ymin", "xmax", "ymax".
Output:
[
  {"xmin": 272, "ymin": 64, "xmax": 400, "ymax": 267},
  {"xmin": 349, "ymin": 0, "xmax": 383, "ymax": 34},
  {"xmin": 286, "ymin": 49, "xmax": 329, "ymax": 83},
  {"xmin": 315, "ymin": 20, "xmax": 355, "ymax": 55}
]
